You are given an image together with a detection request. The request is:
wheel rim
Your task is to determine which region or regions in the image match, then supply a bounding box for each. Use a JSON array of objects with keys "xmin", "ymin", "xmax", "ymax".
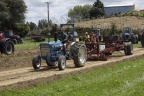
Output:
[
  {"xmin": 6, "ymin": 44, "xmax": 13, "ymax": 54},
  {"xmin": 36, "ymin": 59, "xmax": 41, "ymax": 68},
  {"xmin": 78, "ymin": 46, "xmax": 86, "ymax": 64},
  {"xmin": 61, "ymin": 59, "xmax": 65, "ymax": 69},
  {"xmin": 131, "ymin": 44, "xmax": 133, "ymax": 53}
]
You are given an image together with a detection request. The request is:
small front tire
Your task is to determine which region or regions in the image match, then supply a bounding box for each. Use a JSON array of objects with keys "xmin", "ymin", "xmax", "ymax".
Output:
[
  {"xmin": 32, "ymin": 55, "xmax": 41, "ymax": 69},
  {"xmin": 58, "ymin": 56, "xmax": 66, "ymax": 70}
]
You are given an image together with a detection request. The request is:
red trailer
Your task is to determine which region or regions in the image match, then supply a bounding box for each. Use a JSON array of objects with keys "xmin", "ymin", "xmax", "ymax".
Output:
[{"xmin": 85, "ymin": 35, "xmax": 133, "ymax": 61}]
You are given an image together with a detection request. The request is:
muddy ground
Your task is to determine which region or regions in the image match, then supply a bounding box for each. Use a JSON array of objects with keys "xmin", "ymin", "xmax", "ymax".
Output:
[{"xmin": 0, "ymin": 49, "xmax": 39, "ymax": 71}]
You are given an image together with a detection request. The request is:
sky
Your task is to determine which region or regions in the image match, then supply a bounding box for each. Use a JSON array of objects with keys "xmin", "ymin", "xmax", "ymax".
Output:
[{"xmin": 23, "ymin": 0, "xmax": 144, "ymax": 25}]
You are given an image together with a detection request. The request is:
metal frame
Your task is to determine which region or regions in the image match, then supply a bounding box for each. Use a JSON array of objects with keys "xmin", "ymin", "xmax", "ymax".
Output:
[
  {"xmin": 86, "ymin": 35, "xmax": 131, "ymax": 61},
  {"xmin": 60, "ymin": 24, "xmax": 75, "ymax": 41}
]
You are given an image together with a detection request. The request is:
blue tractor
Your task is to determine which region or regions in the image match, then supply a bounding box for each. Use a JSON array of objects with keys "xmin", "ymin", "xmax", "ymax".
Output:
[
  {"xmin": 120, "ymin": 27, "xmax": 138, "ymax": 44},
  {"xmin": 32, "ymin": 24, "xmax": 87, "ymax": 70}
]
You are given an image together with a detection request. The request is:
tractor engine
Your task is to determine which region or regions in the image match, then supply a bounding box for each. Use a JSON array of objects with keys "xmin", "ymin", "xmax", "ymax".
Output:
[{"xmin": 40, "ymin": 40, "xmax": 63, "ymax": 61}]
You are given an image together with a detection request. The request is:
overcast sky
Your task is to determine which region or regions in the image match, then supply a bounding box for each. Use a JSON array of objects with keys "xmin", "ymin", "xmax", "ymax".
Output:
[{"xmin": 23, "ymin": 0, "xmax": 144, "ymax": 25}]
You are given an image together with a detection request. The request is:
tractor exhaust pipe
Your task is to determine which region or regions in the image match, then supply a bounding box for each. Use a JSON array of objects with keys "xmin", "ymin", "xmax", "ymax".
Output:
[{"xmin": 54, "ymin": 32, "xmax": 57, "ymax": 42}]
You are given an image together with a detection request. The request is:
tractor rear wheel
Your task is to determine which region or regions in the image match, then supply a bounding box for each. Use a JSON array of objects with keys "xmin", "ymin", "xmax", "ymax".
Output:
[
  {"xmin": 124, "ymin": 42, "xmax": 133, "ymax": 55},
  {"xmin": 58, "ymin": 55, "xmax": 66, "ymax": 70},
  {"xmin": 131, "ymin": 34, "xmax": 138, "ymax": 44},
  {"xmin": 71, "ymin": 42, "xmax": 87, "ymax": 67},
  {"xmin": 32, "ymin": 55, "xmax": 41, "ymax": 69},
  {"xmin": 1, "ymin": 40, "xmax": 14, "ymax": 55}
]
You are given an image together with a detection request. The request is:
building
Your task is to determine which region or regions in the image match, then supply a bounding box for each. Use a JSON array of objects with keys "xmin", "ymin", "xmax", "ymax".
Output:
[{"xmin": 104, "ymin": 4, "xmax": 135, "ymax": 16}]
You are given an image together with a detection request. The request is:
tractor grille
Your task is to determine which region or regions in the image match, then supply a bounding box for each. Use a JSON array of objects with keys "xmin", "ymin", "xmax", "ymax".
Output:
[{"xmin": 40, "ymin": 44, "xmax": 50, "ymax": 56}]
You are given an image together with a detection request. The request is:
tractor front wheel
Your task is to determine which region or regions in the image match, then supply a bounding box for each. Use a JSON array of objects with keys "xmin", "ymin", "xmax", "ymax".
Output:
[
  {"xmin": 32, "ymin": 55, "xmax": 41, "ymax": 69},
  {"xmin": 58, "ymin": 55, "xmax": 66, "ymax": 70}
]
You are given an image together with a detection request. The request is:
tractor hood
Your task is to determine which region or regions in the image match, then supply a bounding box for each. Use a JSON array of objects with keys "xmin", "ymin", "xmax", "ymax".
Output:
[{"xmin": 40, "ymin": 40, "xmax": 63, "ymax": 49}]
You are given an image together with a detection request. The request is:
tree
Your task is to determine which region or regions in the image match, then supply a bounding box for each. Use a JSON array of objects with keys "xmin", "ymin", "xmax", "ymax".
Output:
[
  {"xmin": 68, "ymin": 5, "xmax": 83, "ymax": 22},
  {"xmin": 16, "ymin": 23, "xmax": 30, "ymax": 38},
  {"xmin": 38, "ymin": 19, "xmax": 48, "ymax": 29},
  {"xmin": 28, "ymin": 22, "xmax": 37, "ymax": 31},
  {"xmin": 90, "ymin": 0, "xmax": 104, "ymax": 18},
  {"xmin": 0, "ymin": 0, "xmax": 27, "ymax": 33},
  {"xmin": 110, "ymin": 23, "xmax": 117, "ymax": 36},
  {"xmin": 68, "ymin": 4, "xmax": 92, "ymax": 22},
  {"xmin": 82, "ymin": 4, "xmax": 92, "ymax": 19}
]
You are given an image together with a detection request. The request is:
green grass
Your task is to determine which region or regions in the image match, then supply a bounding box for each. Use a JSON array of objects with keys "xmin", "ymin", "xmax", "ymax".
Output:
[
  {"xmin": 15, "ymin": 38, "xmax": 142, "ymax": 50},
  {"xmin": 15, "ymin": 38, "xmax": 54, "ymax": 50},
  {"xmin": 0, "ymin": 57, "xmax": 144, "ymax": 96},
  {"xmin": 15, "ymin": 40, "xmax": 40, "ymax": 50},
  {"xmin": 133, "ymin": 41, "xmax": 142, "ymax": 48}
]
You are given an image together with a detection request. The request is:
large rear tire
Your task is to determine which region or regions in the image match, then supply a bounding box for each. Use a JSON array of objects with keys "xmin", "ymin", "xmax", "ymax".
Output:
[
  {"xmin": 32, "ymin": 55, "xmax": 41, "ymax": 69},
  {"xmin": 131, "ymin": 34, "xmax": 138, "ymax": 44},
  {"xmin": 124, "ymin": 42, "xmax": 133, "ymax": 55},
  {"xmin": 1, "ymin": 40, "xmax": 14, "ymax": 55},
  {"xmin": 71, "ymin": 42, "xmax": 87, "ymax": 67}
]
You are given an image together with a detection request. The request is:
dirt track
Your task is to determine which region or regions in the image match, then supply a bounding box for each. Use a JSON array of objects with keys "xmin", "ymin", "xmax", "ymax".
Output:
[{"xmin": 0, "ymin": 48, "xmax": 144, "ymax": 91}]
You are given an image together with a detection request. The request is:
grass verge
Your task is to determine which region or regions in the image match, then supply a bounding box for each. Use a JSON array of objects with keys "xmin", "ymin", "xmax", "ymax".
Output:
[{"xmin": 0, "ymin": 57, "xmax": 144, "ymax": 96}]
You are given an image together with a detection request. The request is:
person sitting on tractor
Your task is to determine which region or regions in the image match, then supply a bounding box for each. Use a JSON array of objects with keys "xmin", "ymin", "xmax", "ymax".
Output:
[
  {"xmin": 83, "ymin": 32, "xmax": 90, "ymax": 43},
  {"xmin": 58, "ymin": 29, "xmax": 68, "ymax": 54},
  {"xmin": 90, "ymin": 32, "xmax": 97, "ymax": 43}
]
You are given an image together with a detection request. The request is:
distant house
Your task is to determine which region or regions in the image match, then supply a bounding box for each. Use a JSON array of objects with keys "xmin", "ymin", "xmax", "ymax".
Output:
[{"xmin": 104, "ymin": 4, "xmax": 135, "ymax": 16}]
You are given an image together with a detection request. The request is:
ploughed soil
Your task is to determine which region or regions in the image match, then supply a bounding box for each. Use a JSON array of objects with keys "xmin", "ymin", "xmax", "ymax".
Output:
[
  {"xmin": 0, "ymin": 49, "xmax": 40, "ymax": 71},
  {"xmin": 0, "ymin": 48, "xmax": 144, "ymax": 91}
]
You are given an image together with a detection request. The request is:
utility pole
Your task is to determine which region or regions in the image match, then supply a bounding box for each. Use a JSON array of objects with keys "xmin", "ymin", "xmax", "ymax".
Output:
[
  {"xmin": 45, "ymin": 2, "xmax": 49, "ymax": 29},
  {"xmin": 45, "ymin": 2, "xmax": 51, "ymax": 42}
]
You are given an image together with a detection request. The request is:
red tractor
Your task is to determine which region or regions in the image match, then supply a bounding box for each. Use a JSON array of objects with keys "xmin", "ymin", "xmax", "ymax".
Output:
[
  {"xmin": 3, "ymin": 30, "xmax": 23, "ymax": 44},
  {"xmin": 0, "ymin": 32, "xmax": 14, "ymax": 55}
]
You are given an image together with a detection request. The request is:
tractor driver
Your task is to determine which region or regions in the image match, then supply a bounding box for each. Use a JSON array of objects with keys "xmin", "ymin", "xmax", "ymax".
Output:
[{"xmin": 58, "ymin": 29, "xmax": 68, "ymax": 54}]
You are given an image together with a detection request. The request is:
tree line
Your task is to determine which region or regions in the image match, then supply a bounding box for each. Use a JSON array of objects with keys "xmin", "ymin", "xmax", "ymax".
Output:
[
  {"xmin": 0, "ymin": 0, "xmax": 29, "ymax": 37},
  {"xmin": 0, "ymin": 0, "xmax": 105, "ymax": 37},
  {"xmin": 0, "ymin": 0, "xmax": 54, "ymax": 37},
  {"xmin": 68, "ymin": 0, "xmax": 104, "ymax": 22}
]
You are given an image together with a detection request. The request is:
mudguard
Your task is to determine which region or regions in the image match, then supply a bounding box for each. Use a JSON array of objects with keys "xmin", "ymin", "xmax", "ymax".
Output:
[{"xmin": 0, "ymin": 38, "xmax": 11, "ymax": 44}]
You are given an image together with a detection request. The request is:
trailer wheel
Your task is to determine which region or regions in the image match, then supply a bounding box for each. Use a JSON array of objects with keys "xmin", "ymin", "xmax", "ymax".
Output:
[
  {"xmin": 32, "ymin": 55, "xmax": 41, "ymax": 69},
  {"xmin": 1, "ymin": 40, "xmax": 14, "ymax": 55},
  {"xmin": 124, "ymin": 42, "xmax": 133, "ymax": 55},
  {"xmin": 58, "ymin": 55, "xmax": 66, "ymax": 70},
  {"xmin": 71, "ymin": 43, "xmax": 87, "ymax": 67}
]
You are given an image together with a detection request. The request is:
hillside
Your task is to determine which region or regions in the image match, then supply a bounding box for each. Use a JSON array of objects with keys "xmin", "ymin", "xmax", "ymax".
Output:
[{"xmin": 74, "ymin": 16, "xmax": 144, "ymax": 30}]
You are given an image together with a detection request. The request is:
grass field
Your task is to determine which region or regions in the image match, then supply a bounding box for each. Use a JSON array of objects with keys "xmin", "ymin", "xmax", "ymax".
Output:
[
  {"xmin": 15, "ymin": 38, "xmax": 54, "ymax": 50},
  {"xmin": 0, "ymin": 56, "xmax": 143, "ymax": 96},
  {"xmin": 15, "ymin": 38, "xmax": 142, "ymax": 50},
  {"xmin": 75, "ymin": 16, "xmax": 144, "ymax": 30}
]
